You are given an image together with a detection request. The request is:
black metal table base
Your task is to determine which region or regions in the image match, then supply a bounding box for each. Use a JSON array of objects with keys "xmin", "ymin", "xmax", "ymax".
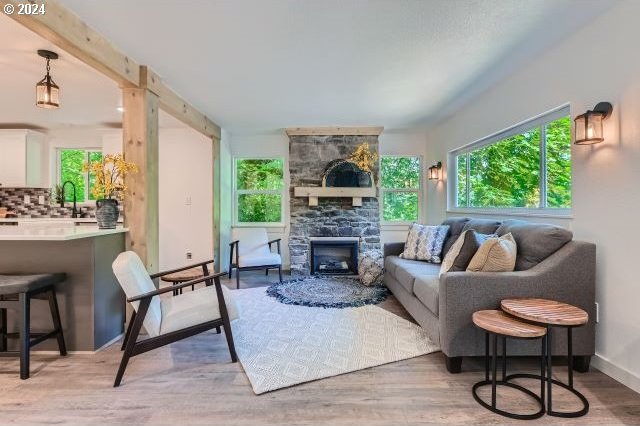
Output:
[
  {"xmin": 504, "ymin": 373, "xmax": 589, "ymax": 418},
  {"xmin": 472, "ymin": 332, "xmax": 546, "ymax": 420}
]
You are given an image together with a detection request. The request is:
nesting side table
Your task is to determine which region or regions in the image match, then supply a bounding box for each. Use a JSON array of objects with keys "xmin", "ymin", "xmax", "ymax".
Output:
[{"xmin": 501, "ymin": 298, "xmax": 589, "ymax": 418}]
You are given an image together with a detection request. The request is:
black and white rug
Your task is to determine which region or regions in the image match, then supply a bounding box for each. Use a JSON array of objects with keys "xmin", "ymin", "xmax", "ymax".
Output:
[
  {"xmin": 266, "ymin": 275, "xmax": 388, "ymax": 308},
  {"xmin": 232, "ymin": 287, "xmax": 439, "ymax": 394}
]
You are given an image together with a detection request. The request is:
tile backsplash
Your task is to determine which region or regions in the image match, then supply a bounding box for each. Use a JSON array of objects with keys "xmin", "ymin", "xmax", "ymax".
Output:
[{"xmin": 0, "ymin": 187, "xmax": 97, "ymax": 218}]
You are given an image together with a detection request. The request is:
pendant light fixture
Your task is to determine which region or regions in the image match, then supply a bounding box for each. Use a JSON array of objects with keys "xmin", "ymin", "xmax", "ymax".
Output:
[{"xmin": 36, "ymin": 50, "xmax": 60, "ymax": 109}]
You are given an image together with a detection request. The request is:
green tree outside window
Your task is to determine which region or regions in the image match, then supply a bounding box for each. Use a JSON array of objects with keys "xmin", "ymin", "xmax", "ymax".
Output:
[
  {"xmin": 59, "ymin": 149, "xmax": 103, "ymax": 203},
  {"xmin": 235, "ymin": 158, "xmax": 284, "ymax": 223},
  {"xmin": 381, "ymin": 156, "xmax": 421, "ymax": 222}
]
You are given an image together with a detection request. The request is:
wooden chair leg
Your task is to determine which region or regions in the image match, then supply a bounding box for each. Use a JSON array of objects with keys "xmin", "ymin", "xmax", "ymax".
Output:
[
  {"xmin": 222, "ymin": 318, "xmax": 237, "ymax": 363},
  {"xmin": 236, "ymin": 268, "xmax": 240, "ymax": 290},
  {"xmin": 278, "ymin": 265, "xmax": 283, "ymax": 283},
  {"xmin": 114, "ymin": 299, "xmax": 149, "ymax": 387},
  {"xmin": 121, "ymin": 310, "xmax": 137, "ymax": 351},
  {"xmin": 19, "ymin": 292, "xmax": 31, "ymax": 380},
  {"xmin": 265, "ymin": 268, "xmax": 269, "ymax": 276},
  {"xmin": 47, "ymin": 287, "xmax": 67, "ymax": 356},
  {"xmin": 215, "ymin": 326, "xmax": 221, "ymax": 334}
]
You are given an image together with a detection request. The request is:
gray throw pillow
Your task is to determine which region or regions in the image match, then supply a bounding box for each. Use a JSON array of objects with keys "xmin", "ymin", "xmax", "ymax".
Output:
[{"xmin": 440, "ymin": 230, "xmax": 493, "ymax": 274}]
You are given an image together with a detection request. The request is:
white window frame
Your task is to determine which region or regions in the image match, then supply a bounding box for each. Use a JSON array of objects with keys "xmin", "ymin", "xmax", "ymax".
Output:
[
  {"xmin": 56, "ymin": 148, "xmax": 102, "ymax": 206},
  {"xmin": 379, "ymin": 155, "xmax": 423, "ymax": 225},
  {"xmin": 232, "ymin": 156, "xmax": 285, "ymax": 227},
  {"xmin": 447, "ymin": 104, "xmax": 572, "ymax": 218}
]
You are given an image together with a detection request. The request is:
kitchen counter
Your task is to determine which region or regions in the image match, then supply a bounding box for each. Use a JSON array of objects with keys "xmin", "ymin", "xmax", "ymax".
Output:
[
  {"xmin": 0, "ymin": 217, "xmax": 124, "ymax": 224},
  {"xmin": 0, "ymin": 225, "xmax": 127, "ymax": 351},
  {"xmin": 0, "ymin": 225, "xmax": 128, "ymax": 240}
]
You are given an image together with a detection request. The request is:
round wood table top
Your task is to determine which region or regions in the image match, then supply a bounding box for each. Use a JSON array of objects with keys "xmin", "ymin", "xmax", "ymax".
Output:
[
  {"xmin": 501, "ymin": 298, "xmax": 588, "ymax": 327},
  {"xmin": 161, "ymin": 267, "xmax": 205, "ymax": 283},
  {"xmin": 472, "ymin": 310, "xmax": 547, "ymax": 338}
]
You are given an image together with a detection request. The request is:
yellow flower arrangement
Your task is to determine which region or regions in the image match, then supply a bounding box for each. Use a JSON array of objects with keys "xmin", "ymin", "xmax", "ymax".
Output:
[
  {"xmin": 83, "ymin": 154, "xmax": 138, "ymax": 200},
  {"xmin": 348, "ymin": 142, "xmax": 378, "ymax": 173}
]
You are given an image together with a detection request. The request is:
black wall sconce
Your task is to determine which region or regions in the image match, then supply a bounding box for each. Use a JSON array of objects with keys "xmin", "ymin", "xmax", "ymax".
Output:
[
  {"xmin": 36, "ymin": 49, "xmax": 60, "ymax": 109},
  {"xmin": 428, "ymin": 161, "xmax": 442, "ymax": 180},
  {"xmin": 574, "ymin": 102, "xmax": 613, "ymax": 145}
]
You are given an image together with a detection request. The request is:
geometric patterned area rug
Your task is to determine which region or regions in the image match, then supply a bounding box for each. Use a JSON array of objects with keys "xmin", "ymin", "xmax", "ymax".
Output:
[
  {"xmin": 232, "ymin": 287, "xmax": 440, "ymax": 394},
  {"xmin": 266, "ymin": 276, "xmax": 389, "ymax": 309}
]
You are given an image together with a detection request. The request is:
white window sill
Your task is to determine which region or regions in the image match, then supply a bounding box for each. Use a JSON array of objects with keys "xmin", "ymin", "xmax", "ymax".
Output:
[
  {"xmin": 233, "ymin": 224, "xmax": 286, "ymax": 230},
  {"xmin": 381, "ymin": 223, "xmax": 413, "ymax": 230},
  {"xmin": 446, "ymin": 209, "xmax": 573, "ymax": 220}
]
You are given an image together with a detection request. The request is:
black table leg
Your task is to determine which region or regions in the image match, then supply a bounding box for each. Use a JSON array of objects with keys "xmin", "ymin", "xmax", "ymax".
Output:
[
  {"xmin": 568, "ymin": 327, "xmax": 574, "ymax": 388},
  {"xmin": 547, "ymin": 326, "xmax": 553, "ymax": 413},
  {"xmin": 491, "ymin": 334, "xmax": 497, "ymax": 409}
]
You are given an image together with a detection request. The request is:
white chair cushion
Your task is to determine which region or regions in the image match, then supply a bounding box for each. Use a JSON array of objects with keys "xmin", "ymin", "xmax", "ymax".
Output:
[
  {"xmin": 231, "ymin": 228, "xmax": 270, "ymax": 257},
  {"xmin": 159, "ymin": 285, "xmax": 239, "ymax": 335},
  {"xmin": 112, "ymin": 251, "xmax": 162, "ymax": 337},
  {"xmin": 238, "ymin": 252, "xmax": 282, "ymax": 268}
]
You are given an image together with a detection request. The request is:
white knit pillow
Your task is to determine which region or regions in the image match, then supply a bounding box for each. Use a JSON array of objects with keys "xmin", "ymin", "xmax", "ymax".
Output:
[
  {"xmin": 467, "ymin": 233, "xmax": 517, "ymax": 272},
  {"xmin": 399, "ymin": 223, "xmax": 450, "ymax": 263}
]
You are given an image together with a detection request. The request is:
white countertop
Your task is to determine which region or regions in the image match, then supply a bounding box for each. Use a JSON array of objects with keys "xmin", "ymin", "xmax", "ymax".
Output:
[
  {"xmin": 0, "ymin": 225, "xmax": 129, "ymax": 241},
  {"xmin": 0, "ymin": 218, "xmax": 123, "ymax": 223}
]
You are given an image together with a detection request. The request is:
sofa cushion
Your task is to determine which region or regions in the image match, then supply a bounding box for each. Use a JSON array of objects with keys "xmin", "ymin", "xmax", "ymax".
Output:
[
  {"xmin": 440, "ymin": 230, "xmax": 493, "ymax": 274},
  {"xmin": 399, "ymin": 223, "xmax": 449, "ymax": 263},
  {"xmin": 384, "ymin": 256, "xmax": 440, "ymax": 294},
  {"xmin": 496, "ymin": 219, "xmax": 573, "ymax": 270},
  {"xmin": 467, "ymin": 233, "xmax": 517, "ymax": 272},
  {"xmin": 462, "ymin": 218, "xmax": 502, "ymax": 235},
  {"xmin": 413, "ymin": 275, "xmax": 440, "ymax": 316},
  {"xmin": 441, "ymin": 217, "xmax": 471, "ymax": 256}
]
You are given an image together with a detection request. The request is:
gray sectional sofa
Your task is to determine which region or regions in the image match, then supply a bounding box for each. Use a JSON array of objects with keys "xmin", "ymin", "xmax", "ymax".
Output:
[{"xmin": 383, "ymin": 217, "xmax": 596, "ymax": 373}]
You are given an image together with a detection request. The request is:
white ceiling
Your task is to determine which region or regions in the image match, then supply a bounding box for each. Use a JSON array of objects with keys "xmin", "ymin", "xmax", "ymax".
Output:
[{"xmin": 9, "ymin": 1, "xmax": 616, "ymax": 133}]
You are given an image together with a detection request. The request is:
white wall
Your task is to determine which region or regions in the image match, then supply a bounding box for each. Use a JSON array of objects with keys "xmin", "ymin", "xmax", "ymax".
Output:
[
  {"xmin": 158, "ymin": 127, "xmax": 213, "ymax": 271},
  {"xmin": 226, "ymin": 129, "xmax": 428, "ymax": 268},
  {"xmin": 425, "ymin": 0, "xmax": 640, "ymax": 392}
]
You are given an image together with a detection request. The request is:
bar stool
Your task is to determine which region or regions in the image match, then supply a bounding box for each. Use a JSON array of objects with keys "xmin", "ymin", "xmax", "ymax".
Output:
[
  {"xmin": 0, "ymin": 274, "xmax": 67, "ymax": 379},
  {"xmin": 472, "ymin": 310, "xmax": 547, "ymax": 420}
]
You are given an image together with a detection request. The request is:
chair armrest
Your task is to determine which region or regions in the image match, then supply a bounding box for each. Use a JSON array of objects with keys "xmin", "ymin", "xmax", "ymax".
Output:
[
  {"xmin": 128, "ymin": 271, "xmax": 228, "ymax": 303},
  {"xmin": 150, "ymin": 259, "xmax": 215, "ymax": 279},
  {"xmin": 268, "ymin": 238, "xmax": 282, "ymax": 254},
  {"xmin": 384, "ymin": 242, "xmax": 405, "ymax": 258}
]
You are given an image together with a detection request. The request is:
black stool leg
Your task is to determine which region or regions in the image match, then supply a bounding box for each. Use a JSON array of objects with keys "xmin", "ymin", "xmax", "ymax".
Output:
[
  {"xmin": 19, "ymin": 292, "xmax": 31, "ymax": 380},
  {"xmin": 47, "ymin": 287, "xmax": 67, "ymax": 356},
  {"xmin": 0, "ymin": 305, "xmax": 7, "ymax": 352},
  {"xmin": 541, "ymin": 334, "xmax": 547, "ymax": 406},
  {"xmin": 484, "ymin": 332, "xmax": 489, "ymax": 381},
  {"xmin": 502, "ymin": 336, "xmax": 507, "ymax": 381}
]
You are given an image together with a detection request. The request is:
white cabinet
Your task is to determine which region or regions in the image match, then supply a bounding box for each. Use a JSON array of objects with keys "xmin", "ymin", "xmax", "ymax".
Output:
[{"xmin": 0, "ymin": 130, "xmax": 47, "ymax": 188}]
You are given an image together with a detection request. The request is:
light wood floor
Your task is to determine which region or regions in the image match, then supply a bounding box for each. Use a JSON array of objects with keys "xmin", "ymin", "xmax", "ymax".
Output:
[{"xmin": 1, "ymin": 272, "xmax": 639, "ymax": 425}]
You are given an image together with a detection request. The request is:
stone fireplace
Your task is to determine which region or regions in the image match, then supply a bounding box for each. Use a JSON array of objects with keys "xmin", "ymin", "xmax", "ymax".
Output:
[{"xmin": 288, "ymin": 131, "xmax": 381, "ymax": 275}]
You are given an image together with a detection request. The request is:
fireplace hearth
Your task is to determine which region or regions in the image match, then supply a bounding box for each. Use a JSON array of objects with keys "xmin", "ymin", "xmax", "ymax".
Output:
[{"xmin": 310, "ymin": 238, "xmax": 359, "ymax": 275}]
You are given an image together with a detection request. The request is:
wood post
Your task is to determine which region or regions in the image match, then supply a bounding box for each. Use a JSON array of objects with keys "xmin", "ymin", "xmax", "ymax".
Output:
[
  {"xmin": 122, "ymin": 88, "xmax": 160, "ymax": 273},
  {"xmin": 212, "ymin": 136, "xmax": 221, "ymax": 272}
]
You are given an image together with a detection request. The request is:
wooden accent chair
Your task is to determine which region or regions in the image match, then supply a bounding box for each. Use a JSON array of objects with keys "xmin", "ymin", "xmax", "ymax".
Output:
[
  {"xmin": 112, "ymin": 251, "xmax": 238, "ymax": 387},
  {"xmin": 229, "ymin": 228, "xmax": 282, "ymax": 289}
]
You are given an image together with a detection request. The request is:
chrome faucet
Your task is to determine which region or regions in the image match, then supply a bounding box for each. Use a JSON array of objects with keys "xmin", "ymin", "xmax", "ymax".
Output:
[{"xmin": 60, "ymin": 180, "xmax": 79, "ymax": 218}]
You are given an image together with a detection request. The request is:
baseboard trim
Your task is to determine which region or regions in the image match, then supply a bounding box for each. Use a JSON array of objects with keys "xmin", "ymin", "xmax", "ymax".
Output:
[
  {"xmin": 592, "ymin": 353, "xmax": 640, "ymax": 394},
  {"xmin": 31, "ymin": 333, "xmax": 123, "ymax": 355}
]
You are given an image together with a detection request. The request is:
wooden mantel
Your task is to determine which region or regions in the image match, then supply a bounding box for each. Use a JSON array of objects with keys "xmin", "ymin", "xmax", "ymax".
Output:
[
  {"xmin": 285, "ymin": 126, "xmax": 384, "ymax": 136},
  {"xmin": 294, "ymin": 186, "xmax": 377, "ymax": 207}
]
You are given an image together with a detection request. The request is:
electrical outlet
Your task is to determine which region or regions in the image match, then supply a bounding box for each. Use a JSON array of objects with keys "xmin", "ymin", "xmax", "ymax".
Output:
[
  {"xmin": 38, "ymin": 195, "xmax": 45, "ymax": 205},
  {"xmin": 185, "ymin": 196, "xmax": 192, "ymax": 206},
  {"xmin": 186, "ymin": 251, "xmax": 192, "ymax": 260},
  {"xmin": 23, "ymin": 195, "xmax": 30, "ymax": 204},
  {"xmin": 595, "ymin": 302, "xmax": 600, "ymax": 323}
]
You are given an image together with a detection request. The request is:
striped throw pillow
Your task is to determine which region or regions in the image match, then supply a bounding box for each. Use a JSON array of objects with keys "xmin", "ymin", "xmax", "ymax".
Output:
[
  {"xmin": 399, "ymin": 223, "xmax": 450, "ymax": 263},
  {"xmin": 466, "ymin": 233, "xmax": 517, "ymax": 272}
]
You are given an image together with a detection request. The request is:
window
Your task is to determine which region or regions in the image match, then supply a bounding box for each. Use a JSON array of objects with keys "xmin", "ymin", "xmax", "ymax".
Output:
[
  {"xmin": 380, "ymin": 156, "xmax": 421, "ymax": 222},
  {"xmin": 451, "ymin": 106, "xmax": 571, "ymax": 212},
  {"xmin": 234, "ymin": 158, "xmax": 284, "ymax": 225},
  {"xmin": 58, "ymin": 149, "xmax": 103, "ymax": 203}
]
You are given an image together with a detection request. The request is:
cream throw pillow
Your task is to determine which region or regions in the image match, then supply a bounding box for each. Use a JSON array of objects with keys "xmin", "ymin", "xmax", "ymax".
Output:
[{"xmin": 466, "ymin": 233, "xmax": 517, "ymax": 272}]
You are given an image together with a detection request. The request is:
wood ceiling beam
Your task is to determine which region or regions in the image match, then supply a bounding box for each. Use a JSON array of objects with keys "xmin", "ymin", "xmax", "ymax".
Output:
[
  {"xmin": 285, "ymin": 127, "xmax": 384, "ymax": 136},
  {"xmin": 0, "ymin": 0, "xmax": 139, "ymax": 87},
  {"xmin": 141, "ymin": 67, "xmax": 221, "ymax": 140}
]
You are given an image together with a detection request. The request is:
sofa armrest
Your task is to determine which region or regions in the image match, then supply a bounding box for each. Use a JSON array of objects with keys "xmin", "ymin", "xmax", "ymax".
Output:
[
  {"xmin": 439, "ymin": 240, "xmax": 596, "ymax": 357},
  {"xmin": 384, "ymin": 242, "xmax": 405, "ymax": 258}
]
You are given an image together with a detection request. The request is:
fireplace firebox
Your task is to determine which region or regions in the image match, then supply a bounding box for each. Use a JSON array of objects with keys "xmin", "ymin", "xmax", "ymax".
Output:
[{"xmin": 310, "ymin": 238, "xmax": 359, "ymax": 275}]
